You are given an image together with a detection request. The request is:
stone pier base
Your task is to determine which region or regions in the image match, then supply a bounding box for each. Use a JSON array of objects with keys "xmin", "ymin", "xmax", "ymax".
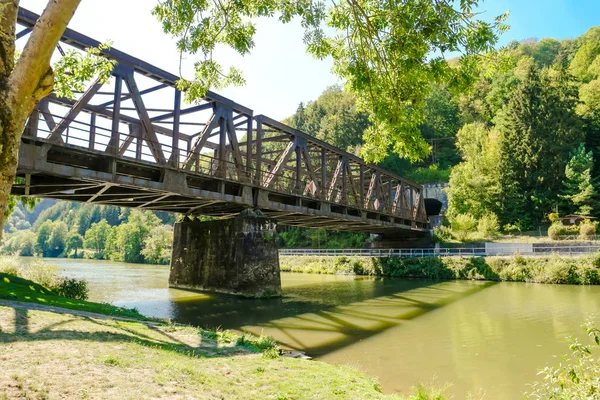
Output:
[{"xmin": 169, "ymin": 211, "xmax": 281, "ymax": 297}]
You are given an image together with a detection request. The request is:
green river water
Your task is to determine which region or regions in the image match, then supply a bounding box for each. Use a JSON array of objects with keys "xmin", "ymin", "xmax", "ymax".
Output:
[{"xmin": 25, "ymin": 257, "xmax": 600, "ymax": 398}]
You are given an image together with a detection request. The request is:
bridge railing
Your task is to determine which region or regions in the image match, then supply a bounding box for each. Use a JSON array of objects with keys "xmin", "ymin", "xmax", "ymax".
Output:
[{"xmin": 279, "ymin": 246, "xmax": 600, "ymax": 257}]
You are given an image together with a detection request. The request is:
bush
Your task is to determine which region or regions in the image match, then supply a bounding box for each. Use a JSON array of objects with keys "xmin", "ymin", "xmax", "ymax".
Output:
[
  {"xmin": 281, "ymin": 254, "xmax": 600, "ymax": 285},
  {"xmin": 527, "ymin": 319, "xmax": 600, "ymax": 399},
  {"xmin": 547, "ymin": 212, "xmax": 560, "ymax": 223},
  {"xmin": 548, "ymin": 222, "xmax": 579, "ymax": 240},
  {"xmin": 503, "ymin": 223, "xmax": 521, "ymax": 234},
  {"xmin": 237, "ymin": 332, "xmax": 280, "ymax": 359},
  {"xmin": 0, "ymin": 258, "xmax": 88, "ymax": 300},
  {"xmin": 579, "ymin": 219, "xmax": 598, "ymax": 239},
  {"xmin": 201, "ymin": 328, "xmax": 237, "ymax": 344},
  {"xmin": 0, "ymin": 258, "xmax": 19, "ymax": 276},
  {"xmin": 450, "ymin": 213, "xmax": 477, "ymax": 241},
  {"xmin": 432, "ymin": 226, "xmax": 453, "ymax": 243},
  {"xmin": 477, "ymin": 213, "xmax": 500, "ymax": 240},
  {"xmin": 54, "ymin": 277, "xmax": 89, "ymax": 300}
]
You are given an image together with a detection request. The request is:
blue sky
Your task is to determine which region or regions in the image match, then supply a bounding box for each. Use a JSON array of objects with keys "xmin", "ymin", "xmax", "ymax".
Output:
[{"xmin": 19, "ymin": 0, "xmax": 600, "ymax": 120}]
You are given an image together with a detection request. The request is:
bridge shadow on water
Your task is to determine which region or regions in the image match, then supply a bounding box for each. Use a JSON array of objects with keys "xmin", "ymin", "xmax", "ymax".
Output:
[{"xmin": 169, "ymin": 277, "xmax": 498, "ymax": 357}]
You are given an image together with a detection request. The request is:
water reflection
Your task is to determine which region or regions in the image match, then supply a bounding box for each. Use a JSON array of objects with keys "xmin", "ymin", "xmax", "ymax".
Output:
[{"xmin": 22, "ymin": 257, "xmax": 600, "ymax": 399}]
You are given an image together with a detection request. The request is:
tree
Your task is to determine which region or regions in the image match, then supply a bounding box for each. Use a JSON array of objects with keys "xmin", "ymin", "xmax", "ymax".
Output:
[
  {"xmin": 560, "ymin": 143, "xmax": 596, "ymax": 215},
  {"xmin": 66, "ymin": 231, "xmax": 83, "ymax": 257},
  {"xmin": 141, "ymin": 225, "xmax": 173, "ymax": 265},
  {"xmin": 285, "ymin": 86, "xmax": 369, "ymax": 152},
  {"xmin": 46, "ymin": 221, "xmax": 67, "ymax": 257},
  {"xmin": 0, "ymin": 229, "xmax": 35, "ymax": 256},
  {"xmin": 495, "ymin": 65, "xmax": 582, "ymax": 226},
  {"xmin": 83, "ymin": 219, "xmax": 111, "ymax": 254},
  {"xmin": 153, "ymin": 1, "xmax": 507, "ymax": 164},
  {"xmin": 35, "ymin": 220, "xmax": 53, "ymax": 256},
  {"xmin": 447, "ymin": 123, "xmax": 501, "ymax": 220},
  {"xmin": 450, "ymin": 213, "xmax": 477, "ymax": 241},
  {"xmin": 110, "ymin": 210, "xmax": 160, "ymax": 263},
  {"xmin": 0, "ymin": 1, "xmax": 82, "ymax": 235},
  {"xmin": 76, "ymin": 205, "xmax": 101, "ymax": 235},
  {"xmin": 418, "ymin": 84, "xmax": 462, "ymax": 168}
]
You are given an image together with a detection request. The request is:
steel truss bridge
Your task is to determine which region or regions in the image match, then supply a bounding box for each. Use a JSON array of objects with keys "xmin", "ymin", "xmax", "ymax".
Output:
[{"xmin": 12, "ymin": 8, "xmax": 428, "ymax": 235}]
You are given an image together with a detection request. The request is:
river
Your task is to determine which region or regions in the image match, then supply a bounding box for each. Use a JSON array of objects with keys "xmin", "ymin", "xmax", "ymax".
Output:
[{"xmin": 24, "ymin": 257, "xmax": 600, "ymax": 398}]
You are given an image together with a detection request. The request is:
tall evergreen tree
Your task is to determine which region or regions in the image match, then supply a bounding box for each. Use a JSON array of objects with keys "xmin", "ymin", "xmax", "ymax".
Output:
[
  {"xmin": 495, "ymin": 65, "xmax": 582, "ymax": 227},
  {"xmin": 560, "ymin": 143, "xmax": 596, "ymax": 215}
]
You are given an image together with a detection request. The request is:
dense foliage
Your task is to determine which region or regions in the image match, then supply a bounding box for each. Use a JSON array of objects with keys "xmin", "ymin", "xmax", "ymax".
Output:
[
  {"xmin": 154, "ymin": 0, "xmax": 507, "ymax": 162},
  {"xmin": 285, "ymin": 84, "xmax": 458, "ymax": 184},
  {"xmin": 446, "ymin": 28, "xmax": 600, "ymax": 230},
  {"xmin": 0, "ymin": 258, "xmax": 88, "ymax": 300},
  {"xmin": 528, "ymin": 319, "xmax": 600, "ymax": 399},
  {"xmin": 284, "ymin": 27, "xmax": 600, "ymax": 234},
  {"xmin": 276, "ymin": 226, "xmax": 368, "ymax": 249},
  {"xmin": 0, "ymin": 200, "xmax": 175, "ymax": 265},
  {"xmin": 280, "ymin": 254, "xmax": 600, "ymax": 285}
]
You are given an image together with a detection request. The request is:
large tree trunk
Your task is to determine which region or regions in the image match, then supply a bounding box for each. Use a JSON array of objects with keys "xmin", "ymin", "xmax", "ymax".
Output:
[
  {"xmin": 0, "ymin": 0, "xmax": 19, "ymax": 234},
  {"xmin": 0, "ymin": 0, "xmax": 82, "ymax": 236}
]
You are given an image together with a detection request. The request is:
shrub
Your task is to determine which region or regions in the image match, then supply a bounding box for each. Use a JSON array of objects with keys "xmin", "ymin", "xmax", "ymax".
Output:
[
  {"xmin": 450, "ymin": 214, "xmax": 477, "ymax": 241},
  {"xmin": 237, "ymin": 332, "xmax": 280, "ymax": 359},
  {"xmin": 432, "ymin": 226, "xmax": 453, "ymax": 243},
  {"xmin": 503, "ymin": 223, "xmax": 521, "ymax": 234},
  {"xmin": 25, "ymin": 261, "xmax": 61, "ymax": 288},
  {"xmin": 547, "ymin": 212, "xmax": 560, "ymax": 223},
  {"xmin": 54, "ymin": 277, "xmax": 89, "ymax": 300},
  {"xmin": 0, "ymin": 258, "xmax": 19, "ymax": 276},
  {"xmin": 579, "ymin": 219, "xmax": 598, "ymax": 239},
  {"xmin": 527, "ymin": 319, "xmax": 600, "ymax": 399},
  {"xmin": 477, "ymin": 213, "xmax": 500, "ymax": 240},
  {"xmin": 0, "ymin": 258, "xmax": 88, "ymax": 300},
  {"xmin": 283, "ymin": 254, "xmax": 600, "ymax": 286},
  {"xmin": 201, "ymin": 328, "xmax": 237, "ymax": 344},
  {"xmin": 548, "ymin": 222, "xmax": 578, "ymax": 240}
]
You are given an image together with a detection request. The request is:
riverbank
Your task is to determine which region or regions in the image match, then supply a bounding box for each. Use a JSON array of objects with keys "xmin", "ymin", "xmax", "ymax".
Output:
[
  {"xmin": 0, "ymin": 273, "xmax": 413, "ymax": 400},
  {"xmin": 279, "ymin": 254, "xmax": 600, "ymax": 284}
]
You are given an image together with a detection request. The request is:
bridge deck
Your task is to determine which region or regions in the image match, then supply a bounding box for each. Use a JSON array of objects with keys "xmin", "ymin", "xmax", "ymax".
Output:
[{"xmin": 13, "ymin": 8, "xmax": 429, "ymax": 235}]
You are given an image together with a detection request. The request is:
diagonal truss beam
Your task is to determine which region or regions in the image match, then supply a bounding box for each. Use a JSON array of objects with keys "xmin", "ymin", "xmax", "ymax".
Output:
[
  {"xmin": 47, "ymin": 78, "xmax": 104, "ymax": 144},
  {"xmin": 327, "ymin": 158, "xmax": 343, "ymax": 201},
  {"xmin": 183, "ymin": 107, "xmax": 223, "ymax": 170},
  {"xmin": 262, "ymin": 138, "xmax": 296, "ymax": 188},
  {"xmin": 123, "ymin": 72, "xmax": 166, "ymax": 165}
]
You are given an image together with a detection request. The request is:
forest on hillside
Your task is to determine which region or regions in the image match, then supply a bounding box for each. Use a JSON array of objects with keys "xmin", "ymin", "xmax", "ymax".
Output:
[
  {"xmin": 1, "ymin": 200, "xmax": 175, "ymax": 264},
  {"xmin": 284, "ymin": 27, "xmax": 600, "ymax": 235}
]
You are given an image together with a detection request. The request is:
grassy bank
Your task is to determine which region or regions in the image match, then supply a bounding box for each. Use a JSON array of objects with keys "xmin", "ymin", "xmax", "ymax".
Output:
[
  {"xmin": 0, "ymin": 272, "xmax": 437, "ymax": 399},
  {"xmin": 0, "ymin": 272, "xmax": 147, "ymax": 320},
  {"xmin": 280, "ymin": 254, "xmax": 600, "ymax": 285}
]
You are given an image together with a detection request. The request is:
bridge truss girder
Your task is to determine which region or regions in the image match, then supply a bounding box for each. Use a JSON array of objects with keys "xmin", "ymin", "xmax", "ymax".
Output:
[{"xmin": 13, "ymin": 7, "xmax": 429, "ymax": 235}]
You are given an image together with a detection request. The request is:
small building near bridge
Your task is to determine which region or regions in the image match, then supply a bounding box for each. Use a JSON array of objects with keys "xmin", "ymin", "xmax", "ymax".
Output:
[{"xmin": 560, "ymin": 214, "xmax": 596, "ymax": 226}]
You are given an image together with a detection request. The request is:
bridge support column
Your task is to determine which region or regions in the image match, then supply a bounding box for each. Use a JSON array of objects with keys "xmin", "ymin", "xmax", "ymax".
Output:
[{"xmin": 169, "ymin": 210, "xmax": 281, "ymax": 297}]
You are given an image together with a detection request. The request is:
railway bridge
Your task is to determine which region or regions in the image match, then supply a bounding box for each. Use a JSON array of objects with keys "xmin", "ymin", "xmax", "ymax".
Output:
[{"xmin": 13, "ymin": 8, "xmax": 430, "ymax": 296}]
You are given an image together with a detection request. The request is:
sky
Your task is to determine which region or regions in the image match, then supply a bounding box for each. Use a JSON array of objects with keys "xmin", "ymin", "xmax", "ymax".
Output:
[{"xmin": 18, "ymin": 0, "xmax": 600, "ymax": 121}]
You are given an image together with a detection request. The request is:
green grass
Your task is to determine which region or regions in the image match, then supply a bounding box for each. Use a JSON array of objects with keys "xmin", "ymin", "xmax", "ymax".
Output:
[
  {"xmin": 280, "ymin": 254, "xmax": 600, "ymax": 285},
  {"xmin": 0, "ymin": 272, "xmax": 147, "ymax": 320}
]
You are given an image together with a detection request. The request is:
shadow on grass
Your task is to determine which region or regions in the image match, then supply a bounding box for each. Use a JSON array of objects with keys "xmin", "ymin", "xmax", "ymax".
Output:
[{"xmin": 0, "ymin": 304, "xmax": 244, "ymax": 360}]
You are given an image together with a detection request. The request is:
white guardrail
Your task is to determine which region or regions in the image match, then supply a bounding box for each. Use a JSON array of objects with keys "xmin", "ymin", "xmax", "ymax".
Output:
[{"xmin": 279, "ymin": 245, "xmax": 600, "ymax": 258}]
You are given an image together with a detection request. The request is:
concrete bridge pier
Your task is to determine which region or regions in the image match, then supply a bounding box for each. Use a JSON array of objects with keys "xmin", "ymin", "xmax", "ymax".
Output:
[{"xmin": 168, "ymin": 210, "xmax": 281, "ymax": 297}]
